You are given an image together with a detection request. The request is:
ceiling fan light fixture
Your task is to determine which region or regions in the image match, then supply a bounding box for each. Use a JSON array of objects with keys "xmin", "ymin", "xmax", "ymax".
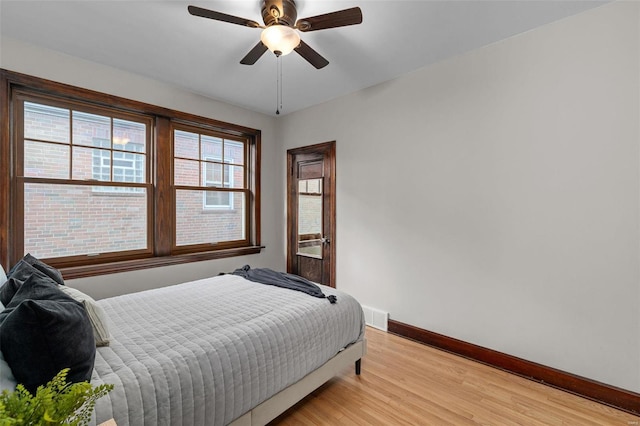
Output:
[{"xmin": 260, "ymin": 25, "xmax": 300, "ymax": 56}]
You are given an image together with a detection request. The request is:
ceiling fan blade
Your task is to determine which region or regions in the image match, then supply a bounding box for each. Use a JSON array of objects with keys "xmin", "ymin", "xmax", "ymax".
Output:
[
  {"xmin": 296, "ymin": 7, "xmax": 362, "ymax": 32},
  {"xmin": 188, "ymin": 5, "xmax": 261, "ymax": 28},
  {"xmin": 294, "ymin": 40, "xmax": 329, "ymax": 69},
  {"xmin": 240, "ymin": 42, "xmax": 269, "ymax": 65}
]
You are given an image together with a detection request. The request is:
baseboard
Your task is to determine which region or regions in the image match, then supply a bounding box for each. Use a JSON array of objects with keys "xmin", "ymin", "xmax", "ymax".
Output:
[{"xmin": 387, "ymin": 319, "xmax": 640, "ymax": 417}]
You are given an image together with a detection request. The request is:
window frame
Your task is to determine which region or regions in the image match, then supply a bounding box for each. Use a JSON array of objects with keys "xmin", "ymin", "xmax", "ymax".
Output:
[
  {"xmin": 15, "ymin": 92, "xmax": 154, "ymax": 265},
  {"xmin": 171, "ymin": 122, "xmax": 251, "ymax": 254},
  {"xmin": 0, "ymin": 69, "xmax": 262, "ymax": 279}
]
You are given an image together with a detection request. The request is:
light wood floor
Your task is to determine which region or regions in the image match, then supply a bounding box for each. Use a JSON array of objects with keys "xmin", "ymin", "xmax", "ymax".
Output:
[{"xmin": 270, "ymin": 327, "xmax": 640, "ymax": 425}]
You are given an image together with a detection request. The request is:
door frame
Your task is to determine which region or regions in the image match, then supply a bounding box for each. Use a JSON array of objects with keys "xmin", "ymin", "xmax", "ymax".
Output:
[{"xmin": 286, "ymin": 141, "xmax": 336, "ymax": 287}]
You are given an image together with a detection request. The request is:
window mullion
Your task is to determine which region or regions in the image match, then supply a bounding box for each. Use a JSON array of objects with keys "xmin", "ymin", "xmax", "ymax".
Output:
[
  {"xmin": 154, "ymin": 116, "xmax": 172, "ymax": 257},
  {"xmin": 110, "ymin": 118, "xmax": 114, "ymax": 182},
  {"xmin": 221, "ymin": 138, "xmax": 225, "ymax": 188},
  {"xmin": 198, "ymin": 134, "xmax": 203, "ymax": 187},
  {"xmin": 69, "ymin": 110, "xmax": 73, "ymax": 180}
]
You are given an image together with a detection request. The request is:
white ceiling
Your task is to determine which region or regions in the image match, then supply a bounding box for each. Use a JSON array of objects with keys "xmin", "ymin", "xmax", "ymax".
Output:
[{"xmin": 0, "ymin": 0, "xmax": 607, "ymax": 116}]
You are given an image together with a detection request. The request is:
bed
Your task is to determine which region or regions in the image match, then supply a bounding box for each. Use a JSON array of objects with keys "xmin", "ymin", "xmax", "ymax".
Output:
[{"xmin": 89, "ymin": 273, "xmax": 366, "ymax": 426}]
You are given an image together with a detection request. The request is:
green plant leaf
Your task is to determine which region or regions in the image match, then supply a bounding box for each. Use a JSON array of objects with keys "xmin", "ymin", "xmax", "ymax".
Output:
[{"xmin": 0, "ymin": 369, "xmax": 113, "ymax": 426}]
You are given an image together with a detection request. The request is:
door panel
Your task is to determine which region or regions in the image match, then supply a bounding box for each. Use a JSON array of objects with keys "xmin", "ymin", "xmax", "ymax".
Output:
[
  {"xmin": 298, "ymin": 161, "xmax": 323, "ymax": 180},
  {"xmin": 298, "ymin": 256, "xmax": 322, "ymax": 284},
  {"xmin": 287, "ymin": 142, "xmax": 335, "ymax": 287}
]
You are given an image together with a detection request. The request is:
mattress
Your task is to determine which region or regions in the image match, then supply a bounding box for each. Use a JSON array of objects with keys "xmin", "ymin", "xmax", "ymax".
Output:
[{"xmin": 90, "ymin": 274, "xmax": 365, "ymax": 426}]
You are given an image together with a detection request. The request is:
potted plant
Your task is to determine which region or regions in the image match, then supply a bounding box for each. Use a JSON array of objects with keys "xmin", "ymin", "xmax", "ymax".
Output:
[{"xmin": 0, "ymin": 369, "xmax": 113, "ymax": 425}]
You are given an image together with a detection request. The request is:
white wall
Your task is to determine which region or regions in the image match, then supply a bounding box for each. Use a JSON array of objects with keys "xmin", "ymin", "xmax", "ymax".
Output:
[
  {"xmin": 279, "ymin": 2, "xmax": 640, "ymax": 392},
  {"xmin": 0, "ymin": 37, "xmax": 286, "ymax": 300}
]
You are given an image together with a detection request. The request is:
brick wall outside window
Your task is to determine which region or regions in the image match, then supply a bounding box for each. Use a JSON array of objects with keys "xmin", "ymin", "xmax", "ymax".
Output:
[{"xmin": 23, "ymin": 105, "xmax": 248, "ymax": 256}]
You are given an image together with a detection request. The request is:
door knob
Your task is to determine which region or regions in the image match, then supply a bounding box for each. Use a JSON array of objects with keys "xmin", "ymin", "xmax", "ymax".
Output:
[{"xmin": 321, "ymin": 236, "xmax": 330, "ymax": 244}]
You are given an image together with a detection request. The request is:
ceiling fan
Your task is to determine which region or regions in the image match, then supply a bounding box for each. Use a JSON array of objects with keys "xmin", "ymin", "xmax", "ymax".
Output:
[{"xmin": 188, "ymin": 0, "xmax": 363, "ymax": 69}]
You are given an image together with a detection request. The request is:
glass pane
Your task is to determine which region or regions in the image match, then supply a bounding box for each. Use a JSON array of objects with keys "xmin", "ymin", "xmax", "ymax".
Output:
[
  {"xmin": 202, "ymin": 161, "xmax": 223, "ymax": 187},
  {"xmin": 224, "ymin": 140, "xmax": 245, "ymax": 165},
  {"xmin": 24, "ymin": 141, "xmax": 70, "ymax": 179},
  {"xmin": 72, "ymin": 111, "xmax": 110, "ymax": 147},
  {"xmin": 306, "ymin": 179, "xmax": 321, "ymax": 194},
  {"xmin": 93, "ymin": 138, "xmax": 111, "ymax": 149},
  {"xmin": 201, "ymin": 135, "xmax": 222, "ymax": 160},
  {"xmin": 228, "ymin": 165, "xmax": 244, "ymax": 189},
  {"xmin": 297, "ymin": 178, "xmax": 323, "ymax": 259},
  {"xmin": 113, "ymin": 152, "xmax": 145, "ymax": 183},
  {"xmin": 71, "ymin": 146, "xmax": 98, "ymax": 180},
  {"xmin": 174, "ymin": 159, "xmax": 200, "ymax": 186},
  {"xmin": 24, "ymin": 102, "xmax": 70, "ymax": 143},
  {"xmin": 113, "ymin": 119, "xmax": 146, "ymax": 152},
  {"xmin": 174, "ymin": 130, "xmax": 199, "ymax": 160},
  {"xmin": 24, "ymin": 183, "xmax": 147, "ymax": 258},
  {"xmin": 204, "ymin": 191, "xmax": 231, "ymax": 207},
  {"xmin": 73, "ymin": 146, "xmax": 146, "ymax": 184},
  {"xmin": 175, "ymin": 190, "xmax": 245, "ymax": 246}
]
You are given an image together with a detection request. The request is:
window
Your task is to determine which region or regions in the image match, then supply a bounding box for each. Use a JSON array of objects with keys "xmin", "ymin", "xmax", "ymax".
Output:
[
  {"xmin": 1, "ymin": 70, "xmax": 261, "ymax": 276},
  {"xmin": 18, "ymin": 100, "xmax": 151, "ymax": 261},
  {"xmin": 173, "ymin": 126, "xmax": 249, "ymax": 249}
]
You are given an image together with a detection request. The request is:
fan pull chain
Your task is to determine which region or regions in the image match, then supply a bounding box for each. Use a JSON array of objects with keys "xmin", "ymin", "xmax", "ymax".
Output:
[
  {"xmin": 275, "ymin": 55, "xmax": 283, "ymax": 115},
  {"xmin": 279, "ymin": 56, "xmax": 283, "ymax": 114}
]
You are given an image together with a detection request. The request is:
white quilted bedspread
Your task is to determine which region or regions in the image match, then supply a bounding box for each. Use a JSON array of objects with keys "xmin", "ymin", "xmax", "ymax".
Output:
[{"xmin": 90, "ymin": 274, "xmax": 365, "ymax": 426}]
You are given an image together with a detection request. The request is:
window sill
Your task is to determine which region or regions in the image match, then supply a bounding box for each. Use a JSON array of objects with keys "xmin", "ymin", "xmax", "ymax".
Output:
[
  {"xmin": 201, "ymin": 208, "xmax": 238, "ymax": 214},
  {"xmin": 60, "ymin": 246, "xmax": 264, "ymax": 280}
]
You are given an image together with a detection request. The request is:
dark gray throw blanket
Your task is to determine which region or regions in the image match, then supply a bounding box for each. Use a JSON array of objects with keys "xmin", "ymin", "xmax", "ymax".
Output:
[{"xmin": 231, "ymin": 265, "xmax": 337, "ymax": 304}]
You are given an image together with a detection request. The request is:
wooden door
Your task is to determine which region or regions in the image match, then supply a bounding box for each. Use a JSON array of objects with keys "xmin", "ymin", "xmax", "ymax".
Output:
[{"xmin": 287, "ymin": 141, "xmax": 336, "ymax": 287}]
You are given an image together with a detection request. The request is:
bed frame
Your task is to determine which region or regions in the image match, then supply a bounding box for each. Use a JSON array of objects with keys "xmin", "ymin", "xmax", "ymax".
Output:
[{"xmin": 230, "ymin": 339, "xmax": 366, "ymax": 426}]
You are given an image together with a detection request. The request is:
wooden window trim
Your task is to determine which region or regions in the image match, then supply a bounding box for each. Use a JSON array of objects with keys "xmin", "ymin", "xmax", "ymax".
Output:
[
  {"xmin": 15, "ymin": 93, "xmax": 155, "ymax": 265},
  {"xmin": 59, "ymin": 246, "xmax": 264, "ymax": 280},
  {"xmin": 0, "ymin": 69, "xmax": 262, "ymax": 279},
  {"xmin": 171, "ymin": 121, "xmax": 251, "ymax": 252}
]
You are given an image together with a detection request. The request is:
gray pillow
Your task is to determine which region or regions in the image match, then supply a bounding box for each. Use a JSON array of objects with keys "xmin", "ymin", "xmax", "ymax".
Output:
[
  {"xmin": 0, "ymin": 278, "xmax": 22, "ymax": 307},
  {"xmin": 8, "ymin": 253, "xmax": 65, "ymax": 286},
  {"xmin": 0, "ymin": 273, "xmax": 95, "ymax": 394},
  {"xmin": 0, "ymin": 262, "xmax": 52, "ymax": 306}
]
